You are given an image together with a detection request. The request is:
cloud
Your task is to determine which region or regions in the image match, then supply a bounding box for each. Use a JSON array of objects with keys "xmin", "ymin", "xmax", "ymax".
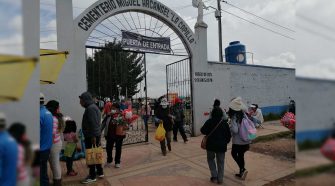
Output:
[
  {"xmin": 253, "ymin": 52, "xmax": 296, "ymax": 68},
  {"xmin": 0, "ymin": 33, "xmax": 23, "ymax": 55},
  {"xmin": 298, "ymin": 58, "xmax": 335, "ymax": 80},
  {"xmin": 0, "ymin": 11, "xmax": 23, "ymax": 55},
  {"xmin": 40, "ymin": 33, "xmax": 57, "ymax": 50},
  {"xmin": 9, "ymin": 15, "xmax": 22, "ymax": 32}
]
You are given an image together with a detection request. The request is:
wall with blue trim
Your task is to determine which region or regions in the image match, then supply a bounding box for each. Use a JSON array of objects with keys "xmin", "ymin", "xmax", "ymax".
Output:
[
  {"xmin": 225, "ymin": 63, "xmax": 296, "ymax": 111},
  {"xmin": 296, "ymin": 129, "xmax": 333, "ymax": 143},
  {"xmin": 296, "ymin": 77, "xmax": 335, "ymax": 144},
  {"xmin": 261, "ymin": 105, "xmax": 288, "ymax": 116}
]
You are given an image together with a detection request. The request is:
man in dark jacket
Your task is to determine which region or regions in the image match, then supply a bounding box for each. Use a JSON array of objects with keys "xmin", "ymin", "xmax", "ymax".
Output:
[
  {"xmin": 201, "ymin": 107, "xmax": 231, "ymax": 184},
  {"xmin": 79, "ymin": 92, "xmax": 103, "ymax": 184},
  {"xmin": 171, "ymin": 98, "xmax": 188, "ymax": 143},
  {"xmin": 155, "ymin": 98, "xmax": 173, "ymax": 156}
]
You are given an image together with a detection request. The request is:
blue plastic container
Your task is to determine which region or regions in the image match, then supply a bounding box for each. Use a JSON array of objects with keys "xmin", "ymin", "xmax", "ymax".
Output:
[{"xmin": 225, "ymin": 41, "xmax": 247, "ymax": 64}]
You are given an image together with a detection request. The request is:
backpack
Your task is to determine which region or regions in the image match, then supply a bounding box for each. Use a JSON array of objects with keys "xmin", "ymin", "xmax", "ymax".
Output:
[{"xmin": 239, "ymin": 114, "xmax": 257, "ymax": 142}]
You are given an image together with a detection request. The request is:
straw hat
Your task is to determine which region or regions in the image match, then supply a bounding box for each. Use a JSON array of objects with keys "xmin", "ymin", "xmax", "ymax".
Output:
[{"xmin": 229, "ymin": 97, "xmax": 247, "ymax": 111}]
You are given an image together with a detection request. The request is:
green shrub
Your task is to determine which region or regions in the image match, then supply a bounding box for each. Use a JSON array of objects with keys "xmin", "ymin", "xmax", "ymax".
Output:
[
  {"xmin": 264, "ymin": 112, "xmax": 282, "ymax": 121},
  {"xmin": 253, "ymin": 131, "xmax": 293, "ymax": 143},
  {"xmin": 298, "ymin": 139, "xmax": 327, "ymax": 151},
  {"xmin": 296, "ymin": 164, "xmax": 335, "ymax": 178}
]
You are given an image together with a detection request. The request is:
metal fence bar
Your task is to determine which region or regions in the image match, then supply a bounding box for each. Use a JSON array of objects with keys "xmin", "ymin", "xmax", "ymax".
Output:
[{"xmin": 166, "ymin": 58, "xmax": 193, "ymax": 136}]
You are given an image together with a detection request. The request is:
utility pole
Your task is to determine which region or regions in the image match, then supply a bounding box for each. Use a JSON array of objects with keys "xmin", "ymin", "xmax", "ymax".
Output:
[{"xmin": 216, "ymin": 0, "xmax": 223, "ymax": 62}]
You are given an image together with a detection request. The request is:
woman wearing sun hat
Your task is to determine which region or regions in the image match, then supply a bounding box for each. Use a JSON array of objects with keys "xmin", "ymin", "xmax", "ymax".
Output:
[{"xmin": 227, "ymin": 97, "xmax": 250, "ymax": 180}]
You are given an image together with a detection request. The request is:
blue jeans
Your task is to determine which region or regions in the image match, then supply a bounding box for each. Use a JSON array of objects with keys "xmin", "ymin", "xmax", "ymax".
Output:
[
  {"xmin": 207, "ymin": 151, "xmax": 225, "ymax": 182},
  {"xmin": 142, "ymin": 115, "xmax": 149, "ymax": 130},
  {"xmin": 40, "ymin": 149, "xmax": 50, "ymax": 186}
]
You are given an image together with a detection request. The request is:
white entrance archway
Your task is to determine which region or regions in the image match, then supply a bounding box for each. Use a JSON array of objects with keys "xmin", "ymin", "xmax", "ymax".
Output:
[
  {"xmin": 73, "ymin": 0, "xmax": 196, "ymax": 57},
  {"xmin": 42, "ymin": 0, "xmax": 208, "ymax": 136}
]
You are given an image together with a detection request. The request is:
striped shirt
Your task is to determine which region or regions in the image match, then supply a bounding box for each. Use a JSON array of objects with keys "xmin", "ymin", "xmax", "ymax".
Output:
[
  {"xmin": 17, "ymin": 145, "xmax": 28, "ymax": 181},
  {"xmin": 52, "ymin": 116, "xmax": 61, "ymax": 144}
]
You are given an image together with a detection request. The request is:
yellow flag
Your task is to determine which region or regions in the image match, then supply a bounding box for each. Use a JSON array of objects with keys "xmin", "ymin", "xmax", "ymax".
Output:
[
  {"xmin": 40, "ymin": 49, "xmax": 68, "ymax": 84},
  {"xmin": 0, "ymin": 55, "xmax": 37, "ymax": 103}
]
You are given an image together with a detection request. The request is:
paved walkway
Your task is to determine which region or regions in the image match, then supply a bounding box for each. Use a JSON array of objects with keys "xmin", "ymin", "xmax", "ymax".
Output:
[
  {"xmin": 296, "ymin": 149, "xmax": 334, "ymax": 171},
  {"xmin": 57, "ymin": 121, "xmax": 294, "ymax": 186}
]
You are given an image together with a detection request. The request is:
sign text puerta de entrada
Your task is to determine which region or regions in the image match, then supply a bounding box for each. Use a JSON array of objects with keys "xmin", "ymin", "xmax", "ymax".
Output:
[{"xmin": 121, "ymin": 31, "xmax": 171, "ymax": 53}]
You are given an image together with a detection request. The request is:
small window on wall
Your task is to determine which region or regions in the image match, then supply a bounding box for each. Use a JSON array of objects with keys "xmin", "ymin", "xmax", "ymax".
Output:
[{"xmin": 0, "ymin": 0, "xmax": 23, "ymax": 55}]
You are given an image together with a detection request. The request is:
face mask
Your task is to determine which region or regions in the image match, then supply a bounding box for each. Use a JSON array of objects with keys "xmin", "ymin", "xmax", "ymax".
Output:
[
  {"xmin": 162, "ymin": 105, "xmax": 167, "ymax": 109},
  {"xmin": 111, "ymin": 110, "xmax": 116, "ymax": 114}
]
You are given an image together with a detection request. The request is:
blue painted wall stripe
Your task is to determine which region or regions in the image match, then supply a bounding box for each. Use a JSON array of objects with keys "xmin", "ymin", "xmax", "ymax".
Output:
[
  {"xmin": 296, "ymin": 129, "xmax": 333, "ymax": 143},
  {"xmin": 260, "ymin": 105, "xmax": 288, "ymax": 115}
]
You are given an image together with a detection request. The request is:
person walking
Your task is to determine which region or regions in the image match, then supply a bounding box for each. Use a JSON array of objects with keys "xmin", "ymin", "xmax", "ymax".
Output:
[
  {"xmin": 39, "ymin": 93, "xmax": 53, "ymax": 186},
  {"xmin": 155, "ymin": 98, "xmax": 173, "ymax": 156},
  {"xmin": 201, "ymin": 107, "xmax": 231, "ymax": 184},
  {"xmin": 79, "ymin": 92, "xmax": 104, "ymax": 184},
  {"xmin": 8, "ymin": 123, "xmax": 33, "ymax": 186},
  {"xmin": 102, "ymin": 98, "xmax": 112, "ymax": 118},
  {"xmin": 228, "ymin": 97, "xmax": 250, "ymax": 180},
  {"xmin": 0, "ymin": 113, "xmax": 18, "ymax": 186},
  {"xmin": 46, "ymin": 100, "xmax": 65, "ymax": 186},
  {"xmin": 101, "ymin": 103, "xmax": 126, "ymax": 168},
  {"xmin": 141, "ymin": 101, "xmax": 151, "ymax": 131},
  {"xmin": 171, "ymin": 98, "xmax": 188, "ymax": 143}
]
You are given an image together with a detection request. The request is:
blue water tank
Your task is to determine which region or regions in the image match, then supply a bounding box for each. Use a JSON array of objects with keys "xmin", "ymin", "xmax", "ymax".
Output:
[{"xmin": 225, "ymin": 41, "xmax": 247, "ymax": 64}]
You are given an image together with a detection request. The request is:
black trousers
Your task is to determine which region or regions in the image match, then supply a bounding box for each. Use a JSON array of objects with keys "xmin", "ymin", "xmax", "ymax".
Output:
[
  {"xmin": 66, "ymin": 148, "xmax": 76, "ymax": 173},
  {"xmin": 173, "ymin": 121, "xmax": 187, "ymax": 141},
  {"xmin": 231, "ymin": 144, "xmax": 250, "ymax": 171},
  {"xmin": 105, "ymin": 136, "xmax": 124, "ymax": 164},
  {"xmin": 40, "ymin": 149, "xmax": 50, "ymax": 186},
  {"xmin": 84, "ymin": 136, "xmax": 103, "ymax": 178}
]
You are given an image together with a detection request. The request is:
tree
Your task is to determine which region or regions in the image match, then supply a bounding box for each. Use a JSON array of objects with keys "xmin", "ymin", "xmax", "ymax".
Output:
[{"xmin": 86, "ymin": 41, "xmax": 144, "ymax": 99}]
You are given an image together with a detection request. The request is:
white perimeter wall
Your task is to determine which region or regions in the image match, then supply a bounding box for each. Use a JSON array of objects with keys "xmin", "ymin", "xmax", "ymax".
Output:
[
  {"xmin": 296, "ymin": 77, "xmax": 335, "ymax": 133},
  {"xmin": 192, "ymin": 62, "xmax": 296, "ymax": 136}
]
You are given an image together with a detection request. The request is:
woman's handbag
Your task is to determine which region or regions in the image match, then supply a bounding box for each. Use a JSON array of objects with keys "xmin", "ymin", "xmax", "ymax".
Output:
[{"xmin": 201, "ymin": 118, "xmax": 224, "ymax": 150}]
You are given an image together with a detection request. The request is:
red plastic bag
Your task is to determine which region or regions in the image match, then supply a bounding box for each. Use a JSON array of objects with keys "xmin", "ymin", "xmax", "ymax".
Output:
[
  {"xmin": 320, "ymin": 138, "xmax": 335, "ymax": 161},
  {"xmin": 281, "ymin": 112, "xmax": 295, "ymax": 130}
]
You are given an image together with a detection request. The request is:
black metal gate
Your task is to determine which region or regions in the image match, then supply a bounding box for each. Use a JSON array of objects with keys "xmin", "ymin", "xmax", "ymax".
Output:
[
  {"xmin": 166, "ymin": 58, "xmax": 193, "ymax": 137},
  {"xmin": 86, "ymin": 44, "xmax": 148, "ymax": 145}
]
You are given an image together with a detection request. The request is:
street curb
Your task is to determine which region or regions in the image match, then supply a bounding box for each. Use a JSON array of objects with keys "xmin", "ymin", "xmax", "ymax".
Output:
[
  {"xmin": 296, "ymin": 163, "xmax": 335, "ymax": 178},
  {"xmin": 253, "ymin": 131, "xmax": 293, "ymax": 143}
]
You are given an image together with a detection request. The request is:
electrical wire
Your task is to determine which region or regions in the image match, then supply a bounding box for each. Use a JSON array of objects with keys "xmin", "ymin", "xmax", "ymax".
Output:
[
  {"xmin": 221, "ymin": 9, "xmax": 295, "ymax": 40},
  {"xmin": 223, "ymin": 1, "xmax": 295, "ymax": 33}
]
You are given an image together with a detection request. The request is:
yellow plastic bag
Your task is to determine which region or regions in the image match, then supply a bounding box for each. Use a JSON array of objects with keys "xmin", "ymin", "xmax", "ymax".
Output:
[
  {"xmin": 85, "ymin": 145, "xmax": 104, "ymax": 165},
  {"xmin": 155, "ymin": 122, "xmax": 166, "ymax": 141}
]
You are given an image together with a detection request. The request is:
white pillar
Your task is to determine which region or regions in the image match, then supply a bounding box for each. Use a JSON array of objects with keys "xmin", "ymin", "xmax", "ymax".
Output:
[
  {"xmin": 0, "ymin": 0, "xmax": 40, "ymax": 144},
  {"xmin": 192, "ymin": 21, "xmax": 208, "ymax": 136},
  {"xmin": 41, "ymin": 0, "xmax": 86, "ymax": 125}
]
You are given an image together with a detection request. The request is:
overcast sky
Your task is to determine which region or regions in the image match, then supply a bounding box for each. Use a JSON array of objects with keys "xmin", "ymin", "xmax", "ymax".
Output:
[{"xmin": 1, "ymin": 0, "xmax": 334, "ymax": 97}]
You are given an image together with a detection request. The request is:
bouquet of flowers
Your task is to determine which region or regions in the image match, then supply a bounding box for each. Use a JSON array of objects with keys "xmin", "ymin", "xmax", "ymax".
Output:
[
  {"xmin": 320, "ymin": 138, "xmax": 335, "ymax": 161},
  {"xmin": 113, "ymin": 109, "xmax": 139, "ymax": 136},
  {"xmin": 280, "ymin": 112, "xmax": 295, "ymax": 131},
  {"xmin": 122, "ymin": 109, "xmax": 139, "ymax": 124}
]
